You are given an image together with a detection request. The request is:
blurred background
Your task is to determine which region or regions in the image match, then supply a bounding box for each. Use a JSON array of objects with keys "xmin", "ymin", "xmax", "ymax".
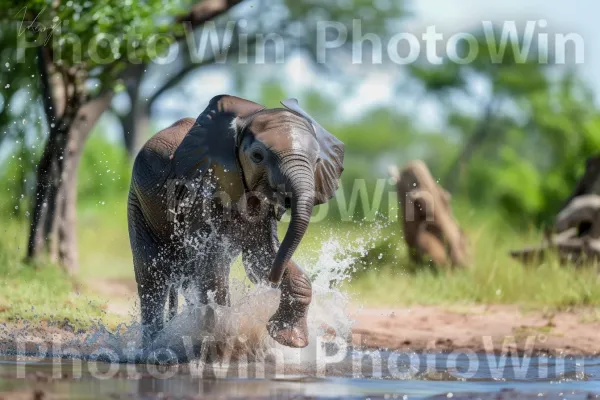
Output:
[{"xmin": 0, "ymin": 0, "xmax": 599, "ymax": 323}]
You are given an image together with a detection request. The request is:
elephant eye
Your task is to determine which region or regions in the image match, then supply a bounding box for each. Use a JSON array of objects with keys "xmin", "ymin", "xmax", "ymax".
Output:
[{"xmin": 250, "ymin": 150, "xmax": 265, "ymax": 164}]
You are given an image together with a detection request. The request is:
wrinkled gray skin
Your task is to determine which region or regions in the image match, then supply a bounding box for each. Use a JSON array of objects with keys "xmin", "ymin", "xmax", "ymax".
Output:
[{"xmin": 128, "ymin": 95, "xmax": 343, "ymax": 353}]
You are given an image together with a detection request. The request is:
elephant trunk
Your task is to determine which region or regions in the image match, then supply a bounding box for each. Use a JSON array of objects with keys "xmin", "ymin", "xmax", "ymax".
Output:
[{"xmin": 268, "ymin": 157, "xmax": 315, "ymax": 284}]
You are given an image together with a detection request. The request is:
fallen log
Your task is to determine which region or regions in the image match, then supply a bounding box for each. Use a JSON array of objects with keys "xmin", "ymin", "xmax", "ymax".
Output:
[{"xmin": 389, "ymin": 160, "xmax": 470, "ymax": 268}]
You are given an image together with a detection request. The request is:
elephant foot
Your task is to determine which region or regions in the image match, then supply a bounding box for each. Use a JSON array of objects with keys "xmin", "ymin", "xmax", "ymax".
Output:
[
  {"xmin": 265, "ymin": 261, "xmax": 312, "ymax": 348},
  {"xmin": 267, "ymin": 309, "xmax": 309, "ymax": 348}
]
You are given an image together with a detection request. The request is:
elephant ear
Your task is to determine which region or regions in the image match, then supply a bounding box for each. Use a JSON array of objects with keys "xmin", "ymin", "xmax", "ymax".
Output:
[
  {"xmin": 173, "ymin": 95, "xmax": 264, "ymax": 182},
  {"xmin": 281, "ymin": 98, "xmax": 345, "ymax": 205}
]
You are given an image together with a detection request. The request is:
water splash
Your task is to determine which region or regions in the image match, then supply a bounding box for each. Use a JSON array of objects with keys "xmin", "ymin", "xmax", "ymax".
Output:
[
  {"xmin": 1, "ymin": 219, "xmax": 390, "ymax": 369},
  {"xmin": 141, "ymin": 219, "xmax": 388, "ymax": 365}
]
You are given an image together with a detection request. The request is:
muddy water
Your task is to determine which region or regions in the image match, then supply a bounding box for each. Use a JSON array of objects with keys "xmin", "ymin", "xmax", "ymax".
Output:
[{"xmin": 1, "ymin": 354, "xmax": 599, "ymax": 399}]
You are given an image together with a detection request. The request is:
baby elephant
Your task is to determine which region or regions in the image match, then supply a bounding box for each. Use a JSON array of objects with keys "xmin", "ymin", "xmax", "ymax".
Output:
[{"xmin": 128, "ymin": 95, "xmax": 344, "ymax": 349}]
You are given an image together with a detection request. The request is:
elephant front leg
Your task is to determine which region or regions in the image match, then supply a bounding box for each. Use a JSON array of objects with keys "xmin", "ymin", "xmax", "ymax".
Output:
[
  {"xmin": 241, "ymin": 220, "xmax": 312, "ymax": 348},
  {"xmin": 267, "ymin": 260, "xmax": 312, "ymax": 348}
]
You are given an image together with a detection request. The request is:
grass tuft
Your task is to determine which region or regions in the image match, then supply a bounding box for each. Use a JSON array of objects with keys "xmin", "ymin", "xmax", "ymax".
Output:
[{"xmin": 0, "ymin": 220, "xmax": 117, "ymax": 330}]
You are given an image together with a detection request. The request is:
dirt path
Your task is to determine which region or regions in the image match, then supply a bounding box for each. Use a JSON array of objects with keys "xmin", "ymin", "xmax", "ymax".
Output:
[
  {"xmin": 351, "ymin": 305, "xmax": 600, "ymax": 355},
  {"xmin": 91, "ymin": 279, "xmax": 600, "ymax": 356}
]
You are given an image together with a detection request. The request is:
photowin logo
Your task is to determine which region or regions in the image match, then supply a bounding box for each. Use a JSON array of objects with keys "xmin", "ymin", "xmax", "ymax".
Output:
[
  {"xmin": 318, "ymin": 19, "xmax": 584, "ymax": 65},
  {"xmin": 12, "ymin": 334, "xmax": 589, "ymax": 381},
  {"xmin": 13, "ymin": 12, "xmax": 585, "ymax": 67}
]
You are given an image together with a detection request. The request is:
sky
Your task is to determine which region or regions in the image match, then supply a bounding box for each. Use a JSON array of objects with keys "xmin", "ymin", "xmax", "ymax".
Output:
[{"xmin": 150, "ymin": 0, "xmax": 599, "ymax": 133}]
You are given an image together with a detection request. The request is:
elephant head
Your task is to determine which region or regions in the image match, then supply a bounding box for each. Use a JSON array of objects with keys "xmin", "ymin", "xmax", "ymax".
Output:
[{"xmin": 173, "ymin": 95, "xmax": 344, "ymax": 283}]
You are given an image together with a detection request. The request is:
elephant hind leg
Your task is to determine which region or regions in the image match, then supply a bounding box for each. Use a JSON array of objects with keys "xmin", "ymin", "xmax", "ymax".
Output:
[
  {"xmin": 138, "ymin": 276, "xmax": 169, "ymax": 348},
  {"xmin": 186, "ymin": 242, "xmax": 239, "ymax": 308},
  {"xmin": 198, "ymin": 266, "xmax": 231, "ymax": 307},
  {"xmin": 129, "ymin": 198, "xmax": 172, "ymax": 347}
]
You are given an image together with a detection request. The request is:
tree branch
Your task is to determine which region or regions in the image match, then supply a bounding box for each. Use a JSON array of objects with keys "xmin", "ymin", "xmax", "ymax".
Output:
[
  {"xmin": 148, "ymin": 34, "xmax": 259, "ymax": 106},
  {"xmin": 148, "ymin": 62, "xmax": 201, "ymax": 106},
  {"xmin": 71, "ymin": 90, "xmax": 114, "ymax": 147},
  {"xmin": 177, "ymin": 0, "xmax": 245, "ymax": 28}
]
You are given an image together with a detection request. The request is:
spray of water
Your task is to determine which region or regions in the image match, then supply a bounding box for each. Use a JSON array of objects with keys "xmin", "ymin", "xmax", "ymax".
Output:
[{"xmin": 1, "ymin": 218, "xmax": 391, "ymax": 370}]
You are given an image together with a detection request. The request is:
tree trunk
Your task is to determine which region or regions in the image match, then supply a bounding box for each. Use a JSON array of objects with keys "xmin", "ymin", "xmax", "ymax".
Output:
[
  {"xmin": 389, "ymin": 161, "xmax": 470, "ymax": 268},
  {"xmin": 121, "ymin": 101, "xmax": 150, "ymax": 159},
  {"xmin": 27, "ymin": 93, "xmax": 113, "ymax": 273},
  {"xmin": 120, "ymin": 63, "xmax": 148, "ymax": 159}
]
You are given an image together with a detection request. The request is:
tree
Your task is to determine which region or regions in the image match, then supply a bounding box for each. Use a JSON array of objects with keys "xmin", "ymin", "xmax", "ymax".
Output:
[
  {"xmin": 3, "ymin": 0, "xmax": 243, "ymax": 272},
  {"xmin": 487, "ymin": 71, "xmax": 600, "ymax": 225},
  {"xmin": 408, "ymin": 28, "xmax": 548, "ymax": 192}
]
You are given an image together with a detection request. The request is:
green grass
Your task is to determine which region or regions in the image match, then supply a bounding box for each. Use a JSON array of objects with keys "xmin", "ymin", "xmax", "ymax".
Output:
[
  {"xmin": 344, "ymin": 205, "xmax": 600, "ymax": 308},
  {"xmin": 0, "ymin": 220, "xmax": 118, "ymax": 329},
  {"xmin": 347, "ymin": 243, "xmax": 600, "ymax": 308},
  {"xmin": 78, "ymin": 198, "xmax": 133, "ymax": 280}
]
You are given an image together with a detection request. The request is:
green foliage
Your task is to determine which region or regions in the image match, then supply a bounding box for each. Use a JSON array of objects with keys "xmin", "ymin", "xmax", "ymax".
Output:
[
  {"xmin": 252, "ymin": 67, "xmax": 600, "ymax": 226},
  {"xmin": 0, "ymin": 25, "xmax": 43, "ymax": 167},
  {"xmin": 0, "ymin": 130, "xmax": 130, "ymax": 215},
  {"xmin": 334, "ymin": 108, "xmax": 414, "ymax": 154},
  {"xmin": 5, "ymin": 1, "xmax": 191, "ymax": 81},
  {"xmin": 283, "ymin": 0, "xmax": 405, "ymax": 55},
  {"xmin": 78, "ymin": 134, "xmax": 131, "ymax": 206},
  {"xmin": 462, "ymin": 73, "xmax": 600, "ymax": 225},
  {"xmin": 406, "ymin": 28, "xmax": 600, "ymax": 226}
]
